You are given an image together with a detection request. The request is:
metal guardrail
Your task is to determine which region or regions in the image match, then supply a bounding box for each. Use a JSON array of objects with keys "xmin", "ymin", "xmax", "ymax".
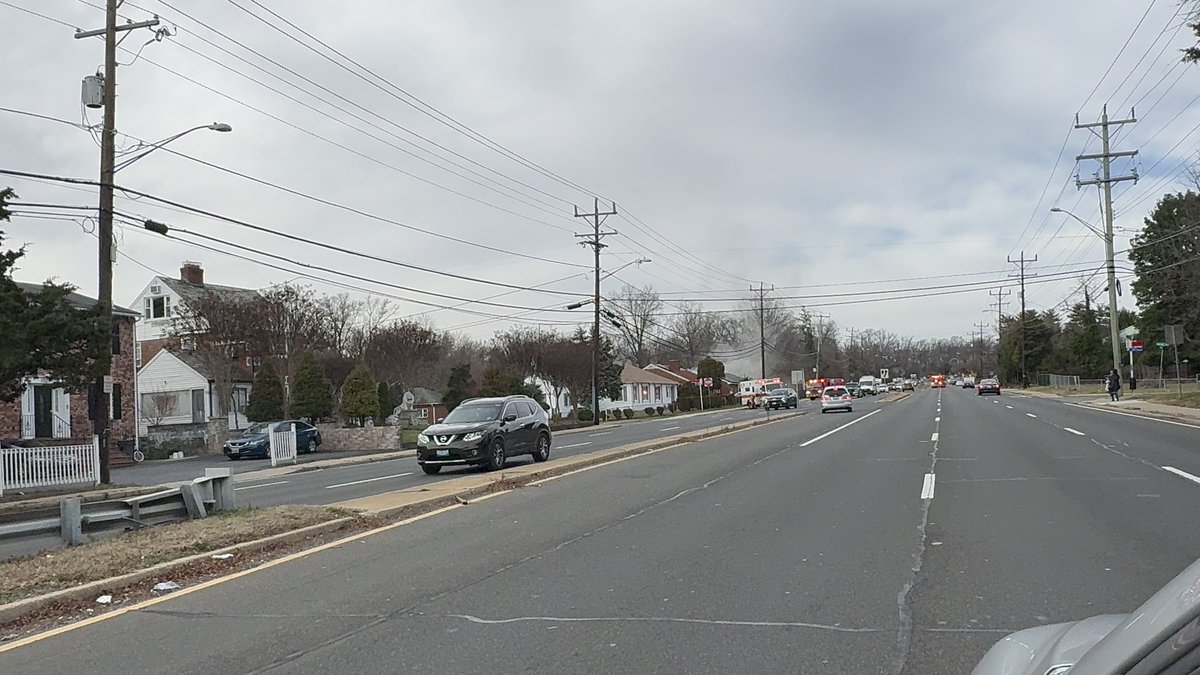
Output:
[{"xmin": 0, "ymin": 468, "xmax": 236, "ymax": 548}]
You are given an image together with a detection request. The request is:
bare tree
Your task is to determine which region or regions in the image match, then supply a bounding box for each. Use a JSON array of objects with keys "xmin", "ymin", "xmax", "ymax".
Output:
[
  {"xmin": 315, "ymin": 293, "xmax": 362, "ymax": 356},
  {"xmin": 669, "ymin": 302, "xmax": 739, "ymax": 364},
  {"xmin": 607, "ymin": 284, "xmax": 662, "ymax": 366},
  {"xmin": 172, "ymin": 293, "xmax": 259, "ymax": 423},
  {"xmin": 363, "ymin": 319, "xmax": 444, "ymax": 391},
  {"xmin": 142, "ymin": 391, "xmax": 176, "ymax": 427}
]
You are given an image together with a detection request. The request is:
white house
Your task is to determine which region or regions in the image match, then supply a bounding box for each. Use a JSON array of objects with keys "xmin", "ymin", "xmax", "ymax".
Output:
[
  {"xmin": 600, "ymin": 364, "xmax": 679, "ymax": 413},
  {"xmin": 137, "ymin": 349, "xmax": 252, "ymax": 435},
  {"xmin": 131, "ymin": 261, "xmax": 259, "ymax": 369}
]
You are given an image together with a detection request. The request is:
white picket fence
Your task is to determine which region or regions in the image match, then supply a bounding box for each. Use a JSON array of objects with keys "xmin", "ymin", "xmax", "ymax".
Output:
[
  {"xmin": 269, "ymin": 423, "xmax": 297, "ymax": 467},
  {"xmin": 0, "ymin": 436, "xmax": 101, "ymax": 497}
]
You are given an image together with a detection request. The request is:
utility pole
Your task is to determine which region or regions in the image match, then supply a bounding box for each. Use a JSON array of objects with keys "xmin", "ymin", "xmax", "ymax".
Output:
[
  {"xmin": 1076, "ymin": 105, "xmax": 1138, "ymax": 374},
  {"xmin": 1007, "ymin": 252, "xmax": 1037, "ymax": 388},
  {"xmin": 974, "ymin": 322, "xmax": 988, "ymax": 376},
  {"xmin": 751, "ymin": 282, "xmax": 774, "ymax": 379},
  {"xmin": 988, "ymin": 288, "xmax": 1011, "ymax": 332},
  {"xmin": 75, "ymin": 3, "xmax": 159, "ymax": 483},
  {"xmin": 811, "ymin": 312, "xmax": 830, "ymax": 381},
  {"xmin": 574, "ymin": 198, "xmax": 617, "ymax": 426}
]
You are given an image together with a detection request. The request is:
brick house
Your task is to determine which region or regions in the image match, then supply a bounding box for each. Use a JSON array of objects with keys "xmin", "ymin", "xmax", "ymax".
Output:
[{"xmin": 0, "ymin": 283, "xmax": 138, "ymax": 465}]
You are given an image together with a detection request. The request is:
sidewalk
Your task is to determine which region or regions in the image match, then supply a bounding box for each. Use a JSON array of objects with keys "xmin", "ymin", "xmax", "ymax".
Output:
[{"xmin": 1078, "ymin": 397, "xmax": 1200, "ymax": 425}]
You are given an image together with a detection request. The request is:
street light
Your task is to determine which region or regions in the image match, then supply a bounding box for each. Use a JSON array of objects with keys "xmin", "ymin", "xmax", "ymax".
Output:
[
  {"xmin": 1050, "ymin": 206, "xmax": 1122, "ymax": 373},
  {"xmin": 113, "ymin": 122, "xmax": 232, "ymax": 172}
]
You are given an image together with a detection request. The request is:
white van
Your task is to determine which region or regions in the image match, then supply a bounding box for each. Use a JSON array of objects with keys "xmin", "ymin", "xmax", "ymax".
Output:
[{"xmin": 858, "ymin": 376, "xmax": 878, "ymax": 395}]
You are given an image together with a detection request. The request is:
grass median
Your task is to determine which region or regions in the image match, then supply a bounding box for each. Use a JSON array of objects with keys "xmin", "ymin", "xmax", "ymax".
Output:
[{"xmin": 0, "ymin": 505, "xmax": 351, "ymax": 606}]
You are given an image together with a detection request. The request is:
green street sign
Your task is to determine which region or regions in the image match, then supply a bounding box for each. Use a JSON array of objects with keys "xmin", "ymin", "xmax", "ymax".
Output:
[{"xmin": 1156, "ymin": 342, "xmax": 1169, "ymax": 347}]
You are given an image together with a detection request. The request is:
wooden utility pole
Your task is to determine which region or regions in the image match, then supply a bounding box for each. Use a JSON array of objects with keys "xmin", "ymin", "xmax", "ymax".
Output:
[
  {"xmin": 751, "ymin": 282, "xmax": 773, "ymax": 379},
  {"xmin": 75, "ymin": 2, "xmax": 159, "ymax": 483},
  {"xmin": 574, "ymin": 198, "xmax": 617, "ymax": 426},
  {"xmin": 1007, "ymin": 252, "xmax": 1037, "ymax": 388}
]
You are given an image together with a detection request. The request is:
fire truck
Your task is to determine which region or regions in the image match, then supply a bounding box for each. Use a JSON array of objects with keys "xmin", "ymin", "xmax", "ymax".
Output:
[
  {"xmin": 738, "ymin": 378, "xmax": 785, "ymax": 408},
  {"xmin": 805, "ymin": 377, "xmax": 846, "ymax": 399}
]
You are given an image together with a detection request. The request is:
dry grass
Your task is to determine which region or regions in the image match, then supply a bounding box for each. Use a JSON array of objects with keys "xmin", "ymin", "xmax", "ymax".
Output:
[
  {"xmin": 1131, "ymin": 390, "xmax": 1200, "ymax": 409},
  {"xmin": 0, "ymin": 505, "xmax": 347, "ymax": 605}
]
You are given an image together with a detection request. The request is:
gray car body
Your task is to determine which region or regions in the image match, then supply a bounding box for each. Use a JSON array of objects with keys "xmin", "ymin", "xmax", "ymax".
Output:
[{"xmin": 972, "ymin": 555, "xmax": 1200, "ymax": 674}]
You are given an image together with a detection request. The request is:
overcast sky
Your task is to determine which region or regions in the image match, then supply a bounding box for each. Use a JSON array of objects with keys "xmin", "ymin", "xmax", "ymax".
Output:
[{"xmin": 3, "ymin": 0, "xmax": 1197, "ymax": 349}]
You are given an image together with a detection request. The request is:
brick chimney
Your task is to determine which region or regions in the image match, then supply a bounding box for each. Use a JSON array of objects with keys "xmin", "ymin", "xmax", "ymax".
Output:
[
  {"xmin": 180, "ymin": 261, "xmax": 204, "ymax": 285},
  {"xmin": 667, "ymin": 359, "xmax": 682, "ymax": 373}
]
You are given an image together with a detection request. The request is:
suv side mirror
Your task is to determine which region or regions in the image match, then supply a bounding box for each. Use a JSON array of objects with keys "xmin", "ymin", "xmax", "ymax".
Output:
[{"xmin": 503, "ymin": 413, "xmax": 518, "ymax": 423}]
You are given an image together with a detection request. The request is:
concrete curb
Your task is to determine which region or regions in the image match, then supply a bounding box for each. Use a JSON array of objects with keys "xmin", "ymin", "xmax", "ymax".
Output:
[
  {"xmin": 0, "ymin": 516, "xmax": 355, "ymax": 627},
  {"xmin": 1075, "ymin": 400, "xmax": 1200, "ymax": 426},
  {"xmin": 230, "ymin": 450, "xmax": 417, "ymax": 483},
  {"xmin": 551, "ymin": 407, "xmax": 740, "ymax": 436},
  {"xmin": 337, "ymin": 411, "xmax": 805, "ymax": 520}
]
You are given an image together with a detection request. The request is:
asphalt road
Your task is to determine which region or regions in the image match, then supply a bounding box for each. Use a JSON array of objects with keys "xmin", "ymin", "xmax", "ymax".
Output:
[{"xmin": 3, "ymin": 388, "xmax": 1198, "ymax": 674}]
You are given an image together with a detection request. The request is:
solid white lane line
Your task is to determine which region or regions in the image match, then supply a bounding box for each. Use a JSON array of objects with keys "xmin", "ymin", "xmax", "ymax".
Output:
[
  {"xmin": 588, "ymin": 432, "xmax": 612, "ymax": 437},
  {"xmin": 1063, "ymin": 427, "xmax": 1086, "ymax": 436},
  {"xmin": 557, "ymin": 441, "xmax": 592, "ymax": 449},
  {"xmin": 1062, "ymin": 402, "xmax": 1200, "ymax": 429},
  {"xmin": 799, "ymin": 409, "xmax": 882, "ymax": 447},
  {"xmin": 930, "ymin": 432, "xmax": 939, "ymax": 442},
  {"xmin": 660, "ymin": 426, "xmax": 681, "ymax": 432},
  {"xmin": 1163, "ymin": 466, "xmax": 1200, "ymax": 485},
  {"xmin": 1005, "ymin": 405, "xmax": 1014, "ymax": 409},
  {"xmin": 324, "ymin": 473, "xmax": 413, "ymax": 489},
  {"xmin": 920, "ymin": 473, "xmax": 936, "ymax": 499},
  {"xmin": 234, "ymin": 480, "xmax": 288, "ymax": 491},
  {"xmin": 1026, "ymin": 413, "xmax": 1038, "ymax": 418}
]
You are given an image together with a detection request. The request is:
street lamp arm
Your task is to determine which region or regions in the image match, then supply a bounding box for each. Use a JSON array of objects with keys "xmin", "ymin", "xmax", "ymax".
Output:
[
  {"xmin": 114, "ymin": 122, "xmax": 232, "ymax": 172},
  {"xmin": 1050, "ymin": 207, "xmax": 1105, "ymax": 239}
]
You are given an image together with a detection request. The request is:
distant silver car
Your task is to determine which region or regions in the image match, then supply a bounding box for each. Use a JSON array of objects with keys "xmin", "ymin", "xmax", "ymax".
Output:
[
  {"xmin": 972, "ymin": 554, "xmax": 1200, "ymax": 674},
  {"xmin": 820, "ymin": 385, "xmax": 853, "ymax": 413}
]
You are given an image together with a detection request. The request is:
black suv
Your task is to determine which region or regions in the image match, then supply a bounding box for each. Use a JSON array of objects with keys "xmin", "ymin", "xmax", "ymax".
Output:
[
  {"xmin": 765, "ymin": 387, "xmax": 799, "ymax": 409},
  {"xmin": 416, "ymin": 395, "xmax": 552, "ymax": 475}
]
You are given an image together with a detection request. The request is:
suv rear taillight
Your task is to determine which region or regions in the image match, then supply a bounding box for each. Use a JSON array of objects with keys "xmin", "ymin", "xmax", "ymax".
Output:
[{"xmin": 821, "ymin": 396, "xmax": 830, "ymax": 402}]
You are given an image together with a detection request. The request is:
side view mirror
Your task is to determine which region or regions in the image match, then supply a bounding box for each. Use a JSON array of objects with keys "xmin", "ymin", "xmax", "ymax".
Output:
[
  {"xmin": 503, "ymin": 413, "xmax": 518, "ymax": 423},
  {"xmin": 436, "ymin": 417, "xmax": 445, "ymax": 424}
]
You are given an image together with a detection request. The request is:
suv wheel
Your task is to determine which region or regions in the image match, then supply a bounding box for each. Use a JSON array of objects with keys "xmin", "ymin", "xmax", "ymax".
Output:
[
  {"xmin": 532, "ymin": 433, "xmax": 550, "ymax": 462},
  {"xmin": 421, "ymin": 464, "xmax": 441, "ymax": 475},
  {"xmin": 485, "ymin": 438, "xmax": 506, "ymax": 471}
]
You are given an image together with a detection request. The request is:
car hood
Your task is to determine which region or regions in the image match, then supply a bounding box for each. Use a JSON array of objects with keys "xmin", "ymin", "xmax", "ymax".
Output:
[
  {"xmin": 971, "ymin": 614, "xmax": 1126, "ymax": 675},
  {"xmin": 421, "ymin": 422, "xmax": 493, "ymax": 436}
]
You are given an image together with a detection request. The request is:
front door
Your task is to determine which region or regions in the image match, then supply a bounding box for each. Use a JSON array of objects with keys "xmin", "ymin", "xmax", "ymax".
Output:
[
  {"xmin": 33, "ymin": 385, "xmax": 53, "ymax": 438},
  {"xmin": 191, "ymin": 389, "xmax": 206, "ymax": 423}
]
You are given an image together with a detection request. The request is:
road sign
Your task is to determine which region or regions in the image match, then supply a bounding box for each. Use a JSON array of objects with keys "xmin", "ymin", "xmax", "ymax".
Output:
[
  {"xmin": 880, "ymin": 369, "xmax": 889, "ymax": 380},
  {"xmin": 1129, "ymin": 340, "xmax": 1144, "ymax": 353},
  {"xmin": 103, "ymin": 375, "xmax": 113, "ymax": 394},
  {"xmin": 1156, "ymin": 341, "xmax": 1169, "ymax": 348},
  {"xmin": 704, "ymin": 377, "xmax": 714, "ymax": 387}
]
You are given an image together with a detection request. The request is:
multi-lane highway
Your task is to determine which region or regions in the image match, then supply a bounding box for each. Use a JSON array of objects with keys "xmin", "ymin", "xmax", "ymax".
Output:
[{"xmin": 2, "ymin": 388, "xmax": 1198, "ymax": 673}]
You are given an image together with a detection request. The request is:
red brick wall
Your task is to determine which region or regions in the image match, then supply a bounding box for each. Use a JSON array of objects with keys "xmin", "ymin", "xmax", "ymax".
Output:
[{"xmin": 0, "ymin": 315, "xmax": 137, "ymax": 444}]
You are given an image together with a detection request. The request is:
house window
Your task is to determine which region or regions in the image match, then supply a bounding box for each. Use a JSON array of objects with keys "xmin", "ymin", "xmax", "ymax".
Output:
[
  {"xmin": 110, "ymin": 383, "xmax": 122, "ymax": 420},
  {"xmin": 654, "ymin": 385, "xmax": 662, "ymax": 402},
  {"xmin": 144, "ymin": 295, "xmax": 171, "ymax": 319},
  {"xmin": 417, "ymin": 408, "xmax": 428, "ymax": 419},
  {"xmin": 640, "ymin": 384, "xmax": 650, "ymax": 402}
]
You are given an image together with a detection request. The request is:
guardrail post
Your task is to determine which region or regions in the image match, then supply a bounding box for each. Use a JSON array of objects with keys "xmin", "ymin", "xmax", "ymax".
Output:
[
  {"xmin": 180, "ymin": 483, "xmax": 208, "ymax": 519},
  {"xmin": 60, "ymin": 497, "xmax": 84, "ymax": 545},
  {"xmin": 205, "ymin": 468, "xmax": 236, "ymax": 512},
  {"xmin": 91, "ymin": 435, "xmax": 101, "ymax": 487}
]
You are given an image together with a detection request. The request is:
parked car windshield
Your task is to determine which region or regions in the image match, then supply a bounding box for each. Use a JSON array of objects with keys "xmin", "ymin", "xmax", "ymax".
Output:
[{"xmin": 442, "ymin": 403, "xmax": 503, "ymax": 424}]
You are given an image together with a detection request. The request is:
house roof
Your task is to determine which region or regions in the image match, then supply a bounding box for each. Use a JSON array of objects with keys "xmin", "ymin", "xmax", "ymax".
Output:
[
  {"xmin": 16, "ymin": 281, "xmax": 140, "ymax": 318},
  {"xmin": 619, "ymin": 364, "xmax": 680, "ymax": 386},
  {"xmin": 170, "ymin": 349, "xmax": 254, "ymax": 382},
  {"xmin": 410, "ymin": 386, "xmax": 443, "ymax": 405},
  {"xmin": 158, "ymin": 276, "xmax": 259, "ymax": 306},
  {"xmin": 644, "ymin": 364, "xmax": 695, "ymax": 386}
]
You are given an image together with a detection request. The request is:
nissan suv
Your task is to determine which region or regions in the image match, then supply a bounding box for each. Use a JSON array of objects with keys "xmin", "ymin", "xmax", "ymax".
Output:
[{"xmin": 415, "ymin": 395, "xmax": 552, "ymax": 475}]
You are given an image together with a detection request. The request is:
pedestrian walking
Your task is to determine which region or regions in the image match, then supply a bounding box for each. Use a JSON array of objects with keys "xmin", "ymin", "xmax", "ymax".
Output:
[{"xmin": 1106, "ymin": 369, "xmax": 1122, "ymax": 402}]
